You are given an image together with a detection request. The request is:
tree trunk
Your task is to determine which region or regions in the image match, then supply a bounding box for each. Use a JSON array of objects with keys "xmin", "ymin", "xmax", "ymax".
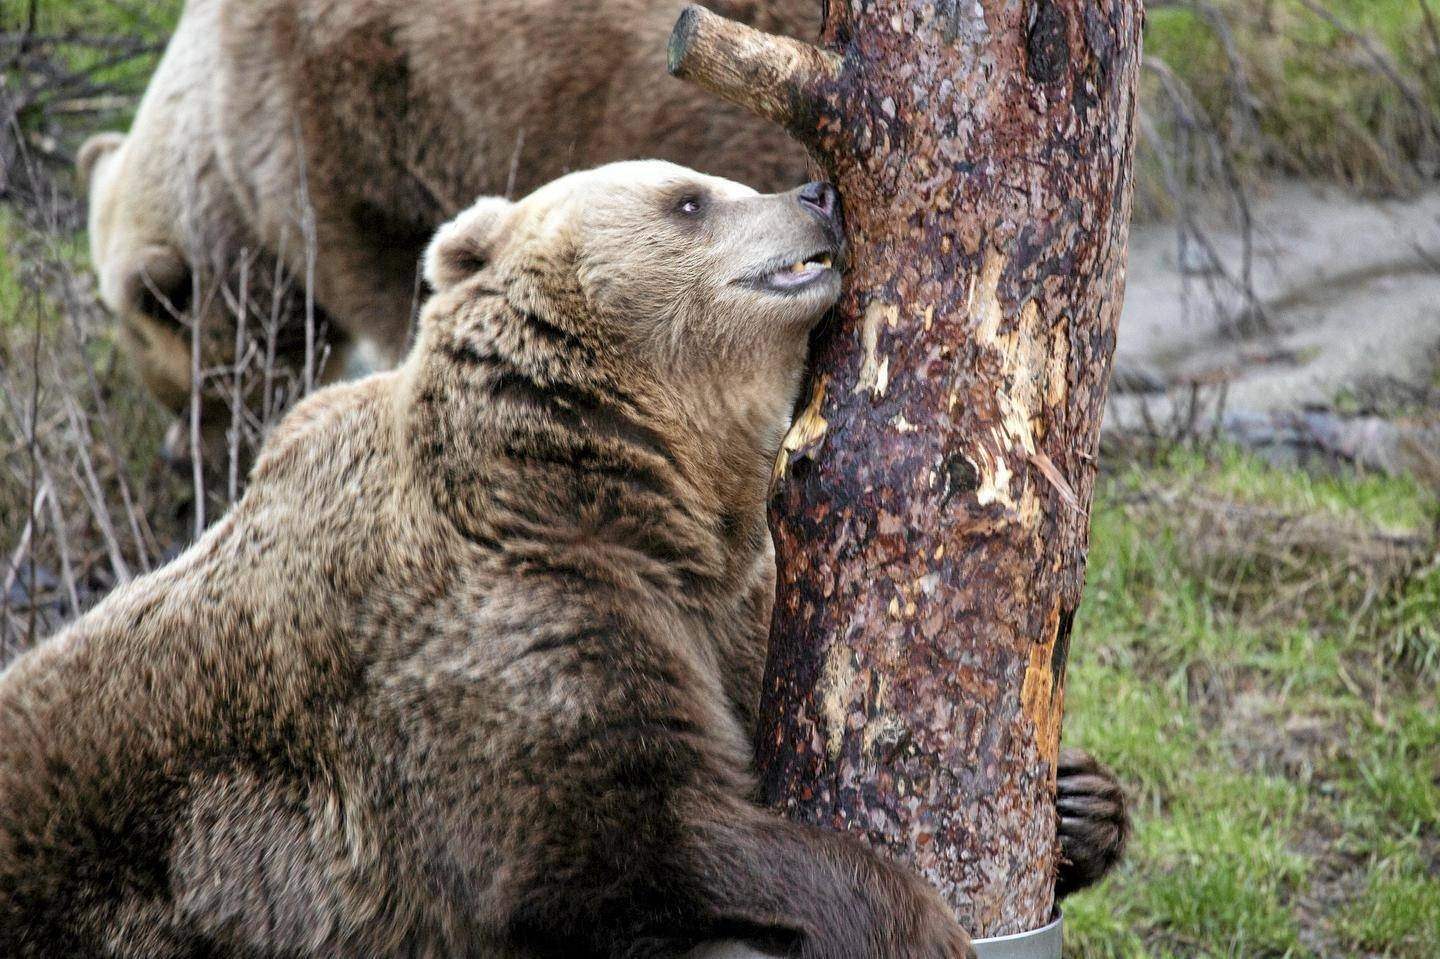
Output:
[{"xmin": 669, "ymin": 0, "xmax": 1142, "ymax": 938}]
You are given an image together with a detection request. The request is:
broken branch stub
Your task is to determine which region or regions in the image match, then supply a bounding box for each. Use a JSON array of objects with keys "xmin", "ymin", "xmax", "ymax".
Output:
[
  {"xmin": 667, "ymin": 5, "xmax": 841, "ymax": 151},
  {"xmin": 672, "ymin": 0, "xmax": 1142, "ymax": 939}
]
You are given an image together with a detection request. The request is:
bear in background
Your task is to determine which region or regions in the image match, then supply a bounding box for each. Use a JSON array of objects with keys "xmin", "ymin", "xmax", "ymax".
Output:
[
  {"xmin": 80, "ymin": 0, "xmax": 815, "ymax": 463},
  {"xmin": 2, "ymin": 160, "xmax": 976, "ymax": 957}
]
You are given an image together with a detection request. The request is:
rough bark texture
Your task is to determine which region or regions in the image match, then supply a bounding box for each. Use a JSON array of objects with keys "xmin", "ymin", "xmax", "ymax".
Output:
[{"xmin": 671, "ymin": 0, "xmax": 1142, "ymax": 938}]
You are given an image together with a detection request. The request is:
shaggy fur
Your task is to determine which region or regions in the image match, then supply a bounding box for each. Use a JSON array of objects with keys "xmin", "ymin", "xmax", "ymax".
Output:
[
  {"xmin": 2, "ymin": 163, "xmax": 976, "ymax": 958},
  {"xmin": 75, "ymin": 0, "xmax": 1128, "ymax": 908}
]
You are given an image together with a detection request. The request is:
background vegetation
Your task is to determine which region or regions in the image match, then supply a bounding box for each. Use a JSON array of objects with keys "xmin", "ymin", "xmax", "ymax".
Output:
[
  {"xmin": 1067, "ymin": 449, "xmax": 1439, "ymax": 957},
  {"xmin": 1138, "ymin": 0, "xmax": 1440, "ymax": 216},
  {"xmin": 2, "ymin": 0, "xmax": 1438, "ymax": 955}
]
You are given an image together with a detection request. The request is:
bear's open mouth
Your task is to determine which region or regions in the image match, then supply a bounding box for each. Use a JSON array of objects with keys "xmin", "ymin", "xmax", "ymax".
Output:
[{"xmin": 740, "ymin": 250, "xmax": 838, "ymax": 294}]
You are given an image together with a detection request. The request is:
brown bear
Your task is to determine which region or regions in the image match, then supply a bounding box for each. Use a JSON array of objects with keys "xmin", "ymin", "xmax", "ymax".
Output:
[
  {"xmin": 4, "ymin": 161, "xmax": 984, "ymax": 957},
  {"xmin": 78, "ymin": 0, "xmax": 335, "ymax": 458},
  {"xmin": 77, "ymin": 0, "xmax": 1128, "ymax": 906},
  {"xmin": 1, "ymin": 161, "xmax": 1129, "ymax": 957},
  {"xmin": 80, "ymin": 0, "xmax": 816, "ymax": 462}
]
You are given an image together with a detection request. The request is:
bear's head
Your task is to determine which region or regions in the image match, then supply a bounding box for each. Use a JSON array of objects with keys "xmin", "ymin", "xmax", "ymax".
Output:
[
  {"xmin": 78, "ymin": 129, "xmax": 321, "ymax": 471},
  {"xmin": 79, "ymin": 132, "xmax": 198, "ymax": 417},
  {"xmin": 420, "ymin": 160, "xmax": 844, "ymax": 454}
]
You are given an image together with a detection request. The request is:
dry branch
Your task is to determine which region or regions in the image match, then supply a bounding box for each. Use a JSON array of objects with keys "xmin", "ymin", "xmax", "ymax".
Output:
[{"xmin": 667, "ymin": 5, "xmax": 840, "ymax": 148}]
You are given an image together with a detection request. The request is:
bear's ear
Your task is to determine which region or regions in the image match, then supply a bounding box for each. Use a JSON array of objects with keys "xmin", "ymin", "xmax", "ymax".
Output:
[
  {"xmin": 423, "ymin": 197, "xmax": 517, "ymax": 291},
  {"xmin": 77, "ymin": 132, "xmax": 124, "ymax": 196}
]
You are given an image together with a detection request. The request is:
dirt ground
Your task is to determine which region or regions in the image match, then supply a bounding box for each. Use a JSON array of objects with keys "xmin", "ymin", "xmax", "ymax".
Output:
[{"xmin": 1108, "ymin": 180, "xmax": 1440, "ymax": 483}]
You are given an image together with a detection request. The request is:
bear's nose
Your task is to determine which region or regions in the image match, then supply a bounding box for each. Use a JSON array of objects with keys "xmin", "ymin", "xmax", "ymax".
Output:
[{"xmin": 797, "ymin": 181, "xmax": 840, "ymax": 224}]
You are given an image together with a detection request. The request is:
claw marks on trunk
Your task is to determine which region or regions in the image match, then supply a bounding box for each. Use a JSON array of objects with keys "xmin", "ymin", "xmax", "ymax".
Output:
[
  {"xmin": 818, "ymin": 642, "xmax": 913, "ymax": 777},
  {"xmin": 819, "ymin": 645, "xmax": 858, "ymax": 762},
  {"xmin": 1020, "ymin": 600, "xmax": 1075, "ymax": 770},
  {"xmin": 964, "ymin": 249, "xmax": 1071, "ymax": 522},
  {"xmin": 855, "ymin": 301, "xmax": 896, "ymax": 399},
  {"xmin": 771, "ymin": 373, "xmax": 830, "ymax": 489}
]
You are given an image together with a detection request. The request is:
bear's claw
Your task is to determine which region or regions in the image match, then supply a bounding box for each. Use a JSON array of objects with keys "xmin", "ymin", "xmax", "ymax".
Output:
[{"xmin": 1055, "ymin": 746, "xmax": 1130, "ymax": 899}]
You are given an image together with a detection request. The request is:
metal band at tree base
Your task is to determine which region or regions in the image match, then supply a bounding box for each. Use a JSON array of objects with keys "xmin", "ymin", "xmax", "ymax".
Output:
[{"xmin": 971, "ymin": 912, "xmax": 1063, "ymax": 959}]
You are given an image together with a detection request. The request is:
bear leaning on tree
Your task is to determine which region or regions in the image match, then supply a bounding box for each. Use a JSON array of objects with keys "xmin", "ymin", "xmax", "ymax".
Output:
[
  {"xmin": 75, "ymin": 0, "xmax": 1129, "ymax": 899},
  {"xmin": 1, "ymin": 162, "xmax": 1120, "ymax": 957}
]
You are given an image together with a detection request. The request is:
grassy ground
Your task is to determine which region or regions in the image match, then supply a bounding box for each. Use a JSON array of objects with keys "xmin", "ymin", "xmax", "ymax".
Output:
[
  {"xmin": 1066, "ymin": 447, "xmax": 1439, "ymax": 958},
  {"xmin": 1133, "ymin": 0, "xmax": 1440, "ymax": 215},
  {"xmin": 0, "ymin": 210, "xmax": 19, "ymax": 313},
  {"xmin": 12, "ymin": 0, "xmax": 178, "ymax": 102}
]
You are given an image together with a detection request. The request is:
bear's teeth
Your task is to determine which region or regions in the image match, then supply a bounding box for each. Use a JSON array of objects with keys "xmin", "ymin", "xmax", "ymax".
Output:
[{"xmin": 789, "ymin": 255, "xmax": 832, "ymax": 274}]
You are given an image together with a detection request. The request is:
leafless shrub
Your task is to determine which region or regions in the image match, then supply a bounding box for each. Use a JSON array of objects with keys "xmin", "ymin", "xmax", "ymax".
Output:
[
  {"xmin": 1101, "ymin": 380, "xmax": 1234, "ymax": 465},
  {"xmin": 0, "ymin": 123, "xmax": 328, "ymax": 656},
  {"xmin": 1141, "ymin": 56, "xmax": 1269, "ymax": 334},
  {"xmin": 1115, "ymin": 478, "xmax": 1440, "ymax": 678},
  {"xmin": 1143, "ymin": 0, "xmax": 1440, "ymax": 197},
  {"xmin": 1, "ymin": 212, "xmax": 174, "ymax": 655},
  {"xmin": 1135, "ymin": 0, "xmax": 1440, "ymax": 338},
  {"xmin": 2, "ymin": 2, "xmax": 171, "ymax": 222}
]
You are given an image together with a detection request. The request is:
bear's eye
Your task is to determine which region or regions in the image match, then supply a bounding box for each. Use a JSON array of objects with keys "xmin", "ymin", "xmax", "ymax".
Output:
[{"xmin": 676, "ymin": 194, "xmax": 704, "ymax": 216}]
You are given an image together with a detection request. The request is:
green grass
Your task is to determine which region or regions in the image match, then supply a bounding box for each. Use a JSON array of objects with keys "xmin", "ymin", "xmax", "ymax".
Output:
[
  {"xmin": 1131, "ymin": 444, "xmax": 1436, "ymax": 532},
  {"xmin": 1, "ymin": 207, "xmax": 94, "ymax": 333},
  {"xmin": 1066, "ymin": 446, "xmax": 1440, "ymax": 958},
  {"xmin": 1340, "ymin": 840, "xmax": 1440, "ymax": 956},
  {"xmin": 0, "ymin": 209, "xmax": 19, "ymax": 322},
  {"xmin": 1144, "ymin": 0, "xmax": 1440, "ymax": 197},
  {"xmin": 8, "ymin": 0, "xmax": 181, "ymax": 141},
  {"xmin": 20, "ymin": 0, "xmax": 180, "ymax": 75}
]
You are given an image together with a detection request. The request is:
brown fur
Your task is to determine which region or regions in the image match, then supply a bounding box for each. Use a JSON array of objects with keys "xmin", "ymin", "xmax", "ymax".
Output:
[
  {"xmin": 2, "ymin": 163, "xmax": 974, "ymax": 958},
  {"xmin": 80, "ymin": 0, "xmax": 335, "ymax": 452}
]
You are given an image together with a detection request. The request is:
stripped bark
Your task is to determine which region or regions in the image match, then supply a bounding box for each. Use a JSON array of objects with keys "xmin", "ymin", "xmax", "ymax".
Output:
[{"xmin": 670, "ymin": 0, "xmax": 1141, "ymax": 936}]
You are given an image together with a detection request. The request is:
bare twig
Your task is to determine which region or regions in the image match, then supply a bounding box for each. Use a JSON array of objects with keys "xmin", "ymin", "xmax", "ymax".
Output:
[
  {"xmin": 505, "ymin": 128, "xmax": 526, "ymax": 200},
  {"xmin": 1, "ymin": 482, "xmax": 47, "ymax": 619},
  {"xmin": 58, "ymin": 293, "xmax": 153, "ymax": 573},
  {"xmin": 263, "ymin": 237, "xmax": 286, "ymax": 427},
  {"xmin": 0, "ymin": 33, "xmax": 165, "ymax": 52},
  {"xmin": 666, "ymin": 5, "xmax": 840, "ymax": 148},
  {"xmin": 229, "ymin": 252, "xmax": 250, "ymax": 503},
  {"xmin": 1187, "ymin": 1, "xmax": 1264, "ymax": 148},
  {"xmin": 62, "ymin": 396, "xmax": 131, "ymax": 586},
  {"xmin": 1143, "ymin": 55, "xmax": 1270, "ymax": 333},
  {"xmin": 0, "ymin": 345, "xmax": 81, "ymax": 620},
  {"xmin": 1421, "ymin": 1, "xmax": 1440, "ymax": 83},
  {"xmin": 22, "ymin": 0, "xmax": 38, "ymax": 52},
  {"xmin": 292, "ymin": 117, "xmax": 321, "ymax": 394},
  {"xmin": 189, "ymin": 268, "xmax": 206, "ymax": 537}
]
